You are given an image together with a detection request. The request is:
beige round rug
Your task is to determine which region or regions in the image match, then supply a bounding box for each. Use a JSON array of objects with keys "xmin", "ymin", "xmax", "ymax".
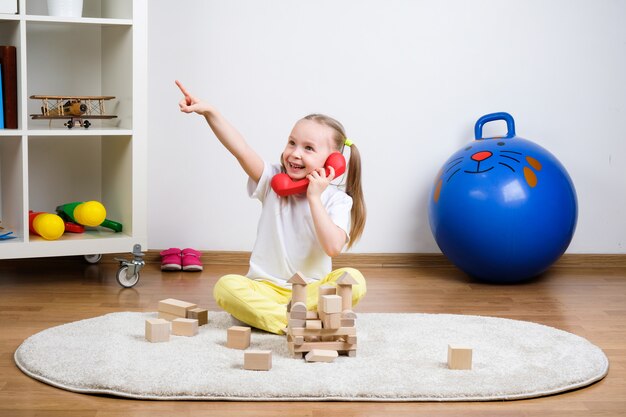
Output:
[{"xmin": 14, "ymin": 312, "xmax": 608, "ymax": 401}]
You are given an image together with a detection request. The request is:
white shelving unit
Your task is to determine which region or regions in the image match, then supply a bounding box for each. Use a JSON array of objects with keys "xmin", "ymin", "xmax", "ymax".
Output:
[{"xmin": 0, "ymin": 0, "xmax": 147, "ymax": 259}]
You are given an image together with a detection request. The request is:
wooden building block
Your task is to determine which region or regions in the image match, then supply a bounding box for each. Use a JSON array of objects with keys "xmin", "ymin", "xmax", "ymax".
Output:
[
  {"xmin": 172, "ymin": 318, "xmax": 198, "ymax": 336},
  {"xmin": 318, "ymin": 285, "xmax": 336, "ymax": 296},
  {"xmin": 158, "ymin": 311, "xmax": 180, "ymax": 321},
  {"xmin": 448, "ymin": 345, "xmax": 473, "ymax": 370},
  {"xmin": 342, "ymin": 310, "xmax": 357, "ymax": 319},
  {"xmin": 289, "ymin": 326, "xmax": 356, "ymax": 337},
  {"xmin": 291, "ymin": 301, "xmax": 307, "ymax": 312},
  {"xmin": 305, "ymin": 349, "xmax": 338, "ymax": 363},
  {"xmin": 320, "ymin": 295, "xmax": 342, "ymax": 314},
  {"xmin": 244, "ymin": 350, "xmax": 272, "ymax": 371},
  {"xmin": 306, "ymin": 320, "xmax": 322, "ymax": 329},
  {"xmin": 337, "ymin": 272, "xmax": 358, "ymax": 311},
  {"xmin": 341, "ymin": 318, "xmax": 356, "ymax": 327},
  {"xmin": 290, "ymin": 302, "xmax": 307, "ymax": 320},
  {"xmin": 187, "ymin": 308, "xmax": 208, "ymax": 326},
  {"xmin": 322, "ymin": 312, "xmax": 342, "ymax": 329},
  {"xmin": 336, "ymin": 271, "xmax": 359, "ymax": 286},
  {"xmin": 145, "ymin": 318, "xmax": 170, "ymax": 343},
  {"xmin": 317, "ymin": 287, "xmax": 335, "ymax": 312},
  {"xmin": 227, "ymin": 326, "xmax": 251, "ymax": 349},
  {"xmin": 288, "ymin": 272, "xmax": 309, "ymax": 305},
  {"xmin": 290, "ymin": 311, "xmax": 307, "ymax": 321},
  {"xmin": 337, "ymin": 286, "xmax": 353, "ymax": 311},
  {"xmin": 289, "ymin": 340, "xmax": 356, "ymax": 355},
  {"xmin": 158, "ymin": 298, "xmax": 197, "ymax": 318},
  {"xmin": 306, "ymin": 310, "xmax": 319, "ymax": 320},
  {"xmin": 288, "ymin": 318, "xmax": 306, "ymax": 328}
]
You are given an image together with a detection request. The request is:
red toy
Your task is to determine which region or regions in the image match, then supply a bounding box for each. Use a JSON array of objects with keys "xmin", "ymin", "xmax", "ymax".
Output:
[
  {"xmin": 271, "ymin": 152, "xmax": 346, "ymax": 197},
  {"xmin": 28, "ymin": 211, "xmax": 65, "ymax": 240}
]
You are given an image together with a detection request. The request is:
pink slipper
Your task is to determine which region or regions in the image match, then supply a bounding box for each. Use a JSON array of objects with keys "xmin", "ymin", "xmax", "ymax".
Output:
[
  {"xmin": 160, "ymin": 248, "xmax": 182, "ymax": 271},
  {"xmin": 182, "ymin": 248, "xmax": 203, "ymax": 271}
]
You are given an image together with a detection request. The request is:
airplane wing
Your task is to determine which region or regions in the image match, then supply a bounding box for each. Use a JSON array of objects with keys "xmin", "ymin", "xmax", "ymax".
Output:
[{"xmin": 30, "ymin": 95, "xmax": 116, "ymax": 100}]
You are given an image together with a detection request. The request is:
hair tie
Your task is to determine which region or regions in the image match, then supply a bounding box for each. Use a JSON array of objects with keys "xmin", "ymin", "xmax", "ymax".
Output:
[{"xmin": 344, "ymin": 138, "xmax": 353, "ymax": 147}]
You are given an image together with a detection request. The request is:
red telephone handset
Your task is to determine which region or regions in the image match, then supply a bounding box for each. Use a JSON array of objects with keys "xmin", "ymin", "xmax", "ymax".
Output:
[{"xmin": 271, "ymin": 152, "xmax": 346, "ymax": 197}]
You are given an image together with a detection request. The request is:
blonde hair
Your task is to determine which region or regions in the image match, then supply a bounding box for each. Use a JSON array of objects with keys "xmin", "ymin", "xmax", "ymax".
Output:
[{"xmin": 303, "ymin": 114, "xmax": 366, "ymax": 249}]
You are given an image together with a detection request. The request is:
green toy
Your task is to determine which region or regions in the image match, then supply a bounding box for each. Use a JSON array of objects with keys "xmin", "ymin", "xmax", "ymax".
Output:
[{"xmin": 56, "ymin": 200, "xmax": 123, "ymax": 232}]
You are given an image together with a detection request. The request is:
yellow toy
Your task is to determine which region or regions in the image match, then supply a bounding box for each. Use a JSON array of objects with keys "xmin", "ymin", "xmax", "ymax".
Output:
[{"xmin": 29, "ymin": 211, "xmax": 65, "ymax": 240}]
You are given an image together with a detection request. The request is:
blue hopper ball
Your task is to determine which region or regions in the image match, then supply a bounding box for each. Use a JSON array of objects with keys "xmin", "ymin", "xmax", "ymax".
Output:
[{"xmin": 428, "ymin": 112, "xmax": 578, "ymax": 283}]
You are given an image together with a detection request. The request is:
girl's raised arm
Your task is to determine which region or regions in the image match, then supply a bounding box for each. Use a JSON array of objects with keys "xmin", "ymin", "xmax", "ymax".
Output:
[{"xmin": 176, "ymin": 80, "xmax": 264, "ymax": 183}]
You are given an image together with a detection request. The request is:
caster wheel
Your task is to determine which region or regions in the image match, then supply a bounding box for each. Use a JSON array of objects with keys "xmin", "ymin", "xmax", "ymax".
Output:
[
  {"xmin": 66, "ymin": 120, "xmax": 74, "ymax": 129},
  {"xmin": 83, "ymin": 120, "xmax": 91, "ymax": 129},
  {"xmin": 116, "ymin": 266, "xmax": 140, "ymax": 288},
  {"xmin": 84, "ymin": 254, "xmax": 102, "ymax": 264}
]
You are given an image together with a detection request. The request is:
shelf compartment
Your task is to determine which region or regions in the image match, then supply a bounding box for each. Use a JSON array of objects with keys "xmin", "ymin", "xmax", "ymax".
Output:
[
  {"xmin": 25, "ymin": 0, "xmax": 133, "ymax": 20},
  {"xmin": 26, "ymin": 22, "xmax": 132, "ymax": 130},
  {"xmin": 0, "ymin": 18, "xmax": 20, "ymax": 47},
  {"xmin": 0, "ymin": 19, "xmax": 21, "ymax": 131},
  {"xmin": 0, "ymin": 136, "xmax": 25, "ymax": 246},
  {"xmin": 27, "ymin": 134, "xmax": 132, "ymax": 245},
  {"xmin": 19, "ymin": 233, "xmax": 139, "ymax": 258}
]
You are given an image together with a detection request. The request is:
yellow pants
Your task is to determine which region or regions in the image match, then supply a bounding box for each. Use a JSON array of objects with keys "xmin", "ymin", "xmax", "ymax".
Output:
[{"xmin": 213, "ymin": 268, "xmax": 366, "ymax": 334}]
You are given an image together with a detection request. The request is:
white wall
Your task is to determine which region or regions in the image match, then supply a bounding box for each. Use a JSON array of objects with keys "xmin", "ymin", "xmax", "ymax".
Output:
[{"xmin": 147, "ymin": 0, "xmax": 626, "ymax": 254}]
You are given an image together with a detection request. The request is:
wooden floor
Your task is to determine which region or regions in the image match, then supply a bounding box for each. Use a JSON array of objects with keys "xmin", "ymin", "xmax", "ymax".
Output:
[{"xmin": 0, "ymin": 258, "xmax": 624, "ymax": 417}]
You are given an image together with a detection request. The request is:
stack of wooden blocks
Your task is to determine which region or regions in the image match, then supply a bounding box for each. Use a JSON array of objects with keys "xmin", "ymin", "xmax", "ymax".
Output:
[
  {"xmin": 286, "ymin": 271, "xmax": 358, "ymax": 362},
  {"xmin": 145, "ymin": 298, "xmax": 208, "ymax": 342}
]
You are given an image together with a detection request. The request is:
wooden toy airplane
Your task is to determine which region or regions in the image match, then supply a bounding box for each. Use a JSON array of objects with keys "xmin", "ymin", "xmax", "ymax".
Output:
[{"xmin": 30, "ymin": 95, "xmax": 117, "ymax": 129}]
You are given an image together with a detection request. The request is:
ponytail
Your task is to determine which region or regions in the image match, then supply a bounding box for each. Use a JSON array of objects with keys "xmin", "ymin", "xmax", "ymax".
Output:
[
  {"xmin": 302, "ymin": 114, "xmax": 366, "ymax": 249},
  {"xmin": 344, "ymin": 143, "xmax": 366, "ymax": 249}
]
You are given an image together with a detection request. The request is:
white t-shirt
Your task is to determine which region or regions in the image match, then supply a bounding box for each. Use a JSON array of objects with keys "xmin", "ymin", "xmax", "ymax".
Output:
[{"xmin": 246, "ymin": 162, "xmax": 353, "ymax": 287}]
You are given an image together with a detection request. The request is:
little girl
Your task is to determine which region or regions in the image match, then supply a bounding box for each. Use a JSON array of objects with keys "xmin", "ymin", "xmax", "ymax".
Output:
[{"xmin": 176, "ymin": 80, "xmax": 367, "ymax": 334}]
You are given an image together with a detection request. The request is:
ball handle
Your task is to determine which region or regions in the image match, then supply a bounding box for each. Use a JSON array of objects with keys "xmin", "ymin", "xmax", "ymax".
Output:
[{"xmin": 474, "ymin": 112, "xmax": 516, "ymax": 140}]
